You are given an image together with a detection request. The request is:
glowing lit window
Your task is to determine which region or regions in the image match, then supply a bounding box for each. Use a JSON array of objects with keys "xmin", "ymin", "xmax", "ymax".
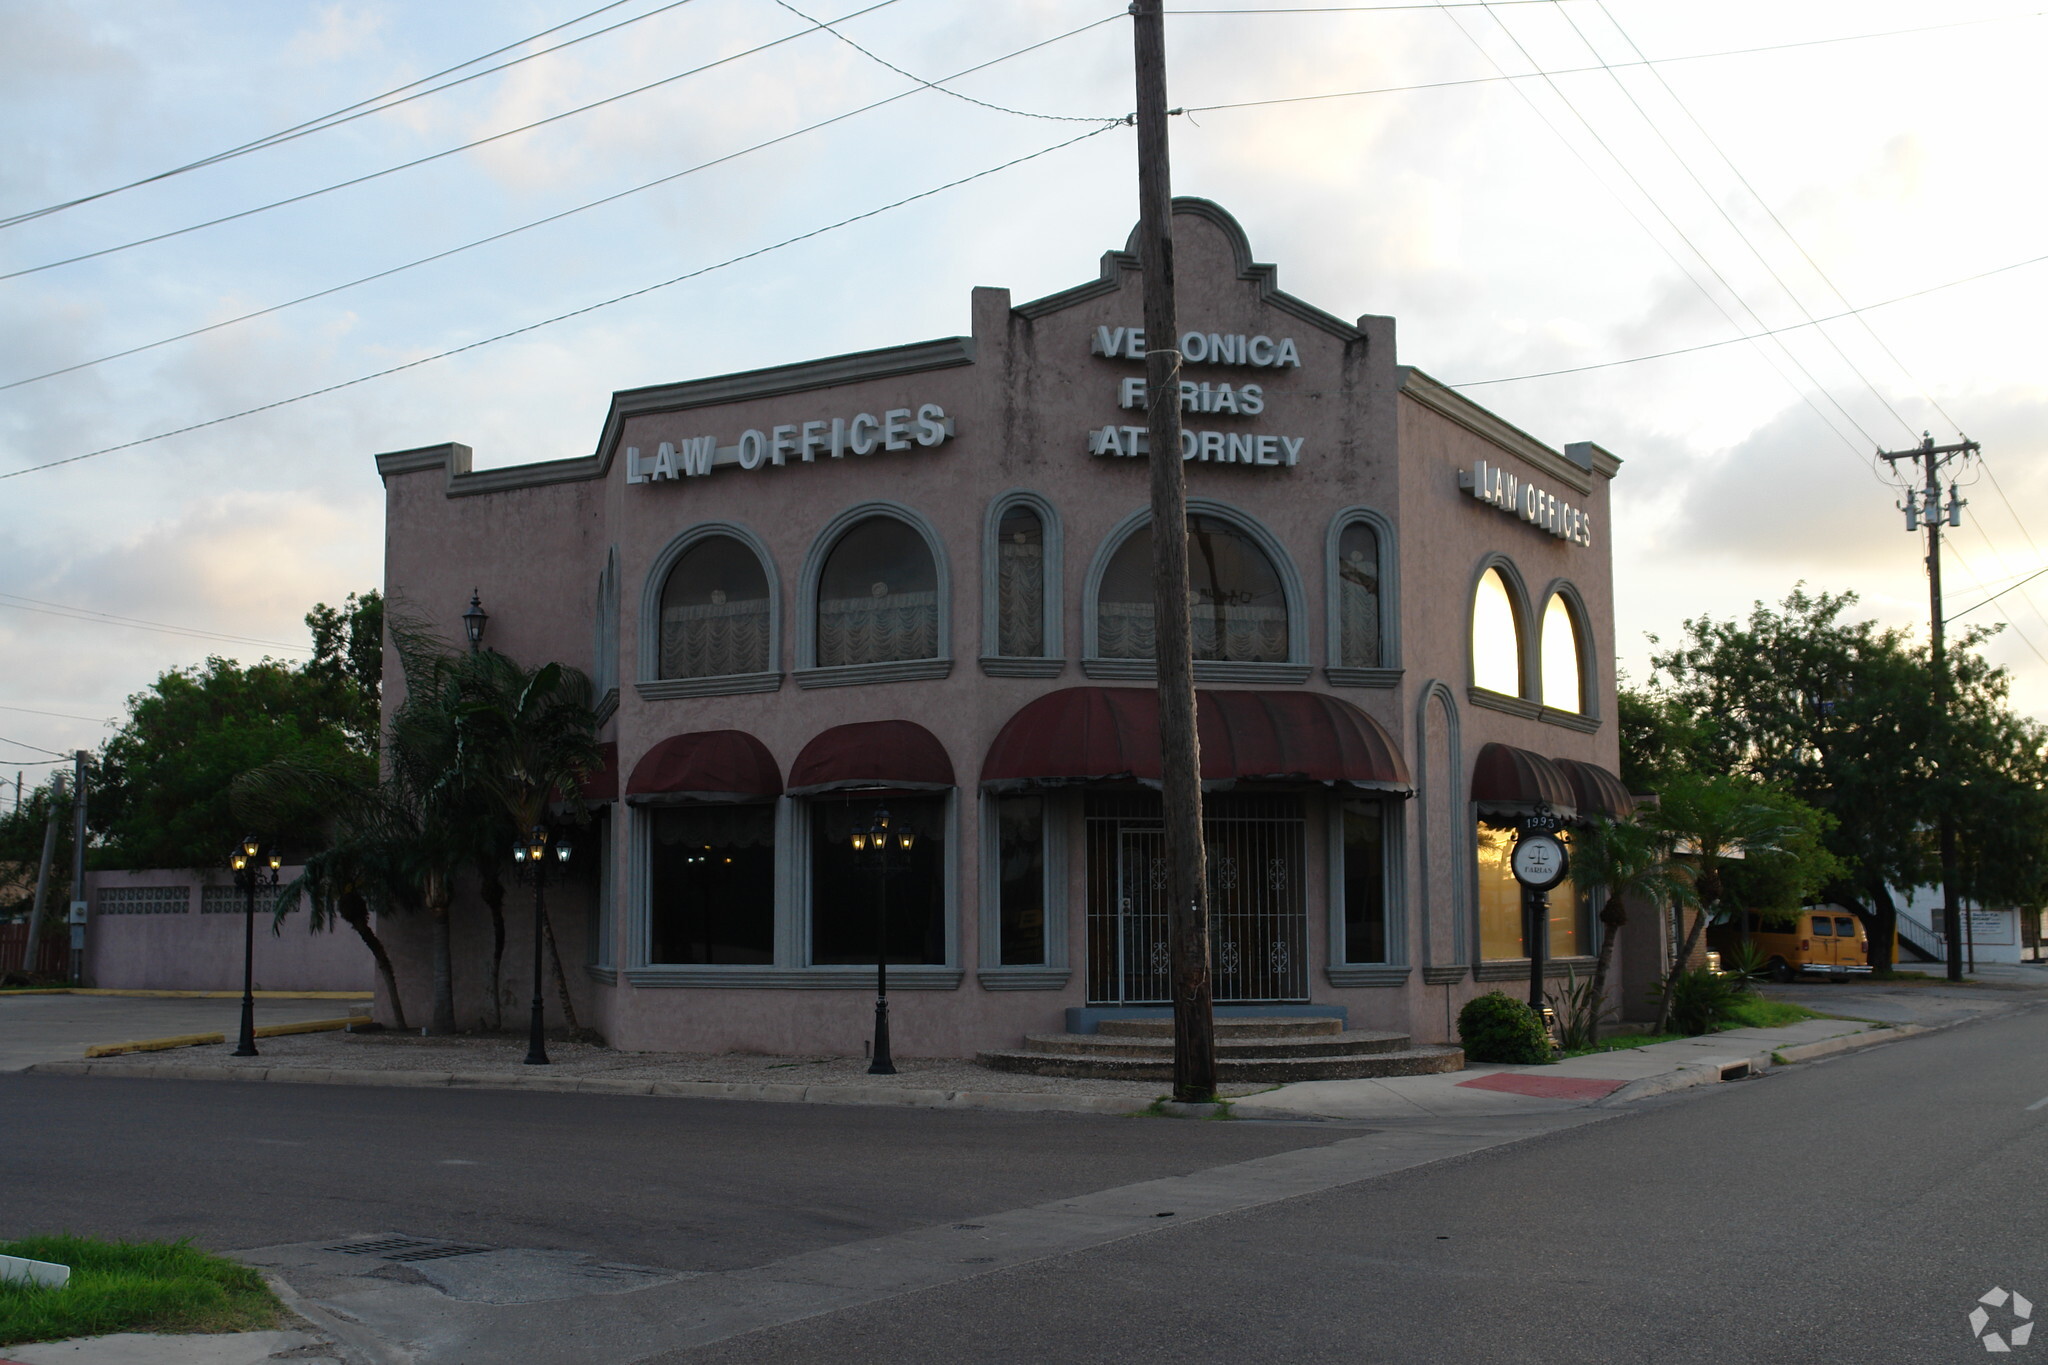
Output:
[
  {"xmin": 1471, "ymin": 568, "xmax": 1522, "ymax": 695},
  {"xmin": 1541, "ymin": 596, "xmax": 1585, "ymax": 713}
]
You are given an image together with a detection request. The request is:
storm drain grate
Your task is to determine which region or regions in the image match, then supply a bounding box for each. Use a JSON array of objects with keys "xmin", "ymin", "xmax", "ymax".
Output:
[{"xmin": 325, "ymin": 1237, "xmax": 493, "ymax": 1262}]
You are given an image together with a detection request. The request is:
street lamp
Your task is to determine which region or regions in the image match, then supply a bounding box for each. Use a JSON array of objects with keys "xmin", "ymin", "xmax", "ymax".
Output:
[
  {"xmin": 849, "ymin": 806, "xmax": 915, "ymax": 1075},
  {"xmin": 462, "ymin": 591, "xmax": 489, "ymax": 653},
  {"xmin": 512, "ymin": 823, "xmax": 570, "ymax": 1065},
  {"xmin": 227, "ymin": 837, "xmax": 282, "ymax": 1057}
]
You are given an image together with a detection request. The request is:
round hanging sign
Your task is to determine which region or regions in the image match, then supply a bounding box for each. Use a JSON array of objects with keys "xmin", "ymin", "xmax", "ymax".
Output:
[{"xmin": 1510, "ymin": 832, "xmax": 1569, "ymax": 890}]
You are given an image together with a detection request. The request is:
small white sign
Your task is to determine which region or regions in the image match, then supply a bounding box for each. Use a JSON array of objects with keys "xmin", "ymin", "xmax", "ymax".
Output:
[{"xmin": 0, "ymin": 1253, "xmax": 71, "ymax": 1290}]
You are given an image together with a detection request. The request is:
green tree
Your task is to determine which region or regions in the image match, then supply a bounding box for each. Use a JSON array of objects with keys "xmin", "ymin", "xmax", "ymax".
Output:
[
  {"xmin": 303, "ymin": 590, "xmax": 383, "ymax": 755},
  {"xmin": 1568, "ymin": 814, "xmax": 1698, "ymax": 1029}
]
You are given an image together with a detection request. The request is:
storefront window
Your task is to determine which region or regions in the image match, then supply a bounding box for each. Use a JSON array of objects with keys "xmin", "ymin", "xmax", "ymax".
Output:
[
  {"xmin": 1341, "ymin": 800, "xmax": 1387, "ymax": 962},
  {"xmin": 816, "ymin": 517, "xmax": 939, "ymax": 666},
  {"xmin": 1098, "ymin": 514, "xmax": 1288, "ymax": 663},
  {"xmin": 648, "ymin": 804, "xmax": 775, "ymax": 964},
  {"xmin": 659, "ymin": 536, "xmax": 770, "ymax": 679},
  {"xmin": 996, "ymin": 796, "xmax": 1047, "ymax": 965},
  {"xmin": 1541, "ymin": 594, "xmax": 1585, "ymax": 713},
  {"xmin": 1477, "ymin": 822, "xmax": 1591, "ymax": 959},
  {"xmin": 995, "ymin": 506, "xmax": 1045, "ymax": 658},
  {"xmin": 810, "ymin": 797, "xmax": 948, "ymax": 965},
  {"xmin": 1471, "ymin": 567, "xmax": 1522, "ymax": 696},
  {"xmin": 1336, "ymin": 522, "xmax": 1381, "ymax": 669}
]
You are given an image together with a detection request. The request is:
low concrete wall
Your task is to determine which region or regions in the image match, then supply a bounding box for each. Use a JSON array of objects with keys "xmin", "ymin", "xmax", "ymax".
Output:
[{"xmin": 82, "ymin": 868, "xmax": 374, "ymax": 992}]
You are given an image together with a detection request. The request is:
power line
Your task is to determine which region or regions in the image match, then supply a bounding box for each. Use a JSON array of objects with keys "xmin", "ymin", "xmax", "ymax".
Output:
[
  {"xmin": 0, "ymin": 735, "xmax": 71, "ymax": 759},
  {"xmin": 1446, "ymin": 249, "xmax": 2048, "ymax": 386},
  {"xmin": 0, "ymin": 12, "xmax": 1125, "ymax": 394},
  {"xmin": 1949, "ymin": 564, "xmax": 2048, "ymax": 625},
  {"xmin": 0, "ymin": 703, "xmax": 117, "ymax": 724},
  {"xmin": 0, "ymin": 593, "xmax": 309, "ymax": 651},
  {"xmin": 1182, "ymin": 12, "xmax": 2047, "ymax": 113},
  {"xmin": 0, "ymin": 0, "xmax": 911, "ymax": 281},
  {"xmin": 0, "ymin": 0, "xmax": 690, "ymax": 231},
  {"xmin": 0, "ymin": 121, "xmax": 1124, "ymax": 482}
]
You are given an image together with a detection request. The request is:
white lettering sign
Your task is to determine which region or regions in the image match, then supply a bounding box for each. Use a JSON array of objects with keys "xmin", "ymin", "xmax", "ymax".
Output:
[
  {"xmin": 1459, "ymin": 459, "xmax": 1592, "ymax": 547},
  {"xmin": 626, "ymin": 403, "xmax": 955, "ymax": 484},
  {"xmin": 1117, "ymin": 377, "xmax": 1266, "ymax": 416},
  {"xmin": 1089, "ymin": 425, "xmax": 1303, "ymax": 467},
  {"xmin": 1091, "ymin": 325, "xmax": 1301, "ymax": 369}
]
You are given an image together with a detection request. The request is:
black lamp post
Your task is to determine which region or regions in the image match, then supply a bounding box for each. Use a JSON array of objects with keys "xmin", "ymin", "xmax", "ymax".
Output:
[
  {"xmin": 513, "ymin": 824, "xmax": 569, "ymax": 1065},
  {"xmin": 228, "ymin": 837, "xmax": 281, "ymax": 1057},
  {"xmin": 462, "ymin": 590, "xmax": 489, "ymax": 653},
  {"xmin": 850, "ymin": 806, "xmax": 915, "ymax": 1075}
]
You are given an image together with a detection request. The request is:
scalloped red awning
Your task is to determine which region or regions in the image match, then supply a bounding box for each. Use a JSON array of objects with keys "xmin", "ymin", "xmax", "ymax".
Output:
[
  {"xmin": 980, "ymin": 687, "xmax": 1411, "ymax": 792},
  {"xmin": 625, "ymin": 730, "xmax": 782, "ymax": 805},
  {"xmin": 1471, "ymin": 742, "xmax": 1576, "ymax": 817},
  {"xmin": 1555, "ymin": 757, "xmax": 1633, "ymax": 820},
  {"xmin": 786, "ymin": 719, "xmax": 955, "ymax": 796}
]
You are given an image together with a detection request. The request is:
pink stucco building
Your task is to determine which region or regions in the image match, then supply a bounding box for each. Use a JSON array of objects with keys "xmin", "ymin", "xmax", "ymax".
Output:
[{"xmin": 374, "ymin": 200, "xmax": 1633, "ymax": 1055}]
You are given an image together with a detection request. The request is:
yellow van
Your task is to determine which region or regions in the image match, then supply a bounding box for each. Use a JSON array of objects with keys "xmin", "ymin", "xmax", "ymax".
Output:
[{"xmin": 1710, "ymin": 909, "xmax": 1872, "ymax": 981}]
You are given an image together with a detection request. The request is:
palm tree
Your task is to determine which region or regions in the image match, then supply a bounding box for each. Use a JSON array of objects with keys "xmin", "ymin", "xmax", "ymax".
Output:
[
  {"xmin": 448, "ymin": 649, "xmax": 601, "ymax": 1036},
  {"xmin": 1569, "ymin": 814, "xmax": 1697, "ymax": 1035}
]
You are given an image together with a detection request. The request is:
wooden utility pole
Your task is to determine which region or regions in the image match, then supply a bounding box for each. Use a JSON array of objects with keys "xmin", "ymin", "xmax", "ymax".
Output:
[
  {"xmin": 1880, "ymin": 432, "xmax": 1980, "ymax": 984},
  {"xmin": 1131, "ymin": 0, "xmax": 1216, "ymax": 1102}
]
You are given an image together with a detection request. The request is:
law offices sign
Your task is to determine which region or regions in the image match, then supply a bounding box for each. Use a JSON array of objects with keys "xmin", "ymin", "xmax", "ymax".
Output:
[
  {"xmin": 624, "ymin": 403, "xmax": 957, "ymax": 484},
  {"xmin": 1459, "ymin": 458, "xmax": 1594, "ymax": 547}
]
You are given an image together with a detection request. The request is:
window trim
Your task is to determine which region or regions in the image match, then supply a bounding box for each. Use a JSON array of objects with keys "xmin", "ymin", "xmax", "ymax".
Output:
[
  {"xmin": 980, "ymin": 489, "xmax": 1065, "ymax": 678},
  {"xmin": 1080, "ymin": 499, "xmax": 1311, "ymax": 680},
  {"xmin": 1323, "ymin": 505, "xmax": 1401, "ymax": 688},
  {"xmin": 976, "ymin": 789, "xmax": 1073, "ymax": 989},
  {"xmin": 1466, "ymin": 553, "xmax": 1535, "ymax": 702},
  {"xmin": 593, "ymin": 546, "xmax": 620, "ymax": 700},
  {"xmin": 1535, "ymin": 578, "xmax": 1600, "ymax": 726},
  {"xmin": 1414, "ymin": 680, "xmax": 1471, "ymax": 984},
  {"xmin": 636, "ymin": 521, "xmax": 782, "ymax": 699},
  {"xmin": 1323, "ymin": 795, "xmax": 1410, "ymax": 987},
  {"xmin": 795, "ymin": 500, "xmax": 953, "ymax": 687}
]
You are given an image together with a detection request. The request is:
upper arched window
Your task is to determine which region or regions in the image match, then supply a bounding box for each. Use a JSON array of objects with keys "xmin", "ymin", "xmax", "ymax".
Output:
[
  {"xmin": 1098, "ymin": 513, "xmax": 1288, "ymax": 663},
  {"xmin": 1541, "ymin": 594, "xmax": 1585, "ymax": 713},
  {"xmin": 995, "ymin": 504, "xmax": 1046, "ymax": 658},
  {"xmin": 816, "ymin": 516, "xmax": 939, "ymax": 667},
  {"xmin": 1335, "ymin": 521, "xmax": 1381, "ymax": 668},
  {"xmin": 659, "ymin": 536, "xmax": 770, "ymax": 679},
  {"xmin": 1471, "ymin": 567, "xmax": 1523, "ymax": 696}
]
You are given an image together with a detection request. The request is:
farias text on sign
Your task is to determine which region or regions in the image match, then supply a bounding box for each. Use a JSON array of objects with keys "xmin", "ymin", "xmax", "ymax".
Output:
[
  {"xmin": 1459, "ymin": 458, "xmax": 1593, "ymax": 547},
  {"xmin": 627, "ymin": 404, "xmax": 954, "ymax": 484}
]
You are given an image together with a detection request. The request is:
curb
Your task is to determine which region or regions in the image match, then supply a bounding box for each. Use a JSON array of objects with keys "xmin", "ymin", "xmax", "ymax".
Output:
[
  {"xmin": 81, "ymin": 1018, "xmax": 358, "ymax": 1058},
  {"xmin": 25, "ymin": 1060, "xmax": 1148, "ymax": 1117},
  {"xmin": 261, "ymin": 1270, "xmax": 410, "ymax": 1365},
  {"xmin": 3, "ymin": 989, "xmax": 371, "ymax": 1000},
  {"xmin": 1593, "ymin": 1023, "xmax": 1934, "ymax": 1107}
]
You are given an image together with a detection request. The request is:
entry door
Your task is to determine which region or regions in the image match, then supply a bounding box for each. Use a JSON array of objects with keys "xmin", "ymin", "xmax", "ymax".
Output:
[{"xmin": 1113, "ymin": 828, "xmax": 1171, "ymax": 1006}]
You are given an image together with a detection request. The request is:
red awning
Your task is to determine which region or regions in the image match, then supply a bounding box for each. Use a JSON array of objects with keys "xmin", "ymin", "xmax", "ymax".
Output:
[
  {"xmin": 580, "ymin": 741, "xmax": 619, "ymax": 803},
  {"xmin": 1471, "ymin": 742, "xmax": 1576, "ymax": 818},
  {"xmin": 625, "ymin": 730, "xmax": 782, "ymax": 805},
  {"xmin": 981, "ymin": 687, "xmax": 1411, "ymax": 794},
  {"xmin": 786, "ymin": 720, "xmax": 955, "ymax": 796},
  {"xmin": 1555, "ymin": 757, "xmax": 1633, "ymax": 820}
]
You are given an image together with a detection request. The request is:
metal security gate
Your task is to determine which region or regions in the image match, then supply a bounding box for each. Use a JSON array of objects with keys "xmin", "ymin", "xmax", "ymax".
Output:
[{"xmin": 1085, "ymin": 794, "xmax": 1308, "ymax": 1005}]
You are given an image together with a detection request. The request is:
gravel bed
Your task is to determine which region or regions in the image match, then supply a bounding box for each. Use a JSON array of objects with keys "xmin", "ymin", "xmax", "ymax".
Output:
[{"xmin": 91, "ymin": 1030, "xmax": 1269, "ymax": 1100}]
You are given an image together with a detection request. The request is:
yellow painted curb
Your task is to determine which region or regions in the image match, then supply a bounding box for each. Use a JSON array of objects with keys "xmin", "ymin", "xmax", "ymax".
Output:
[
  {"xmin": 86, "ymin": 1032, "xmax": 226, "ymax": 1057},
  {"xmin": 254, "ymin": 1017, "xmax": 356, "ymax": 1038},
  {"xmin": 67, "ymin": 989, "xmax": 372, "ymax": 1000}
]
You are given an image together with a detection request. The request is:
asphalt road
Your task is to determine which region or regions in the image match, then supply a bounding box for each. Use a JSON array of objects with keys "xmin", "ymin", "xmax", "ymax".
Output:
[{"xmin": 6, "ymin": 1002, "xmax": 2044, "ymax": 1363}]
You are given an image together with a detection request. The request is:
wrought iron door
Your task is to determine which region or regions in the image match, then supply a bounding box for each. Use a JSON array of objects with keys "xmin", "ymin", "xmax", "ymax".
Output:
[{"xmin": 1085, "ymin": 794, "xmax": 1307, "ymax": 1005}]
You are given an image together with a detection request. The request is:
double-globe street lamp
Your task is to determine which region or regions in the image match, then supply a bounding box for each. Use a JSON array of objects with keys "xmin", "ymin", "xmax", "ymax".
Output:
[
  {"xmin": 512, "ymin": 824, "xmax": 570, "ymax": 1066},
  {"xmin": 849, "ymin": 807, "xmax": 915, "ymax": 1076},
  {"xmin": 228, "ymin": 837, "xmax": 282, "ymax": 1057}
]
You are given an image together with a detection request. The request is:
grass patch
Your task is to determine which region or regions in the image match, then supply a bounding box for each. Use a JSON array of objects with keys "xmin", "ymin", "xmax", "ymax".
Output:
[
  {"xmin": 0, "ymin": 1235, "xmax": 282, "ymax": 1347},
  {"xmin": 1721, "ymin": 998, "xmax": 1822, "ymax": 1030},
  {"xmin": 1557, "ymin": 1031, "xmax": 1687, "ymax": 1059}
]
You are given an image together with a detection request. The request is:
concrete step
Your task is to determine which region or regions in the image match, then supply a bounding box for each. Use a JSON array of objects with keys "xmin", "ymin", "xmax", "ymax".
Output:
[
  {"xmin": 1021, "ymin": 1029, "xmax": 1411, "ymax": 1059},
  {"xmin": 977, "ymin": 1044, "xmax": 1466, "ymax": 1084},
  {"xmin": 1095, "ymin": 1017, "xmax": 1342, "ymax": 1040}
]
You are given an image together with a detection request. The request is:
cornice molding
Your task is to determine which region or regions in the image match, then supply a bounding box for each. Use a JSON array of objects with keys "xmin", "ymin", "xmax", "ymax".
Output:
[{"xmin": 1401, "ymin": 369, "xmax": 1598, "ymax": 495}]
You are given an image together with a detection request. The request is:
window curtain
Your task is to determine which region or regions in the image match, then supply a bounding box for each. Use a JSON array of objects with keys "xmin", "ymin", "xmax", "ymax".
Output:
[
  {"xmin": 818, "ymin": 589, "xmax": 938, "ymax": 666},
  {"xmin": 661, "ymin": 598, "xmax": 770, "ymax": 678},
  {"xmin": 1338, "ymin": 568, "xmax": 1380, "ymax": 668},
  {"xmin": 1098, "ymin": 597, "xmax": 1288, "ymax": 663},
  {"xmin": 996, "ymin": 540, "xmax": 1045, "ymax": 657}
]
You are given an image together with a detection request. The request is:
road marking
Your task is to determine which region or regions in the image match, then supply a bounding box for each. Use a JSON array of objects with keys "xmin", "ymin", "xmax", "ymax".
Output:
[{"xmin": 2025, "ymin": 1095, "xmax": 2048, "ymax": 1111}]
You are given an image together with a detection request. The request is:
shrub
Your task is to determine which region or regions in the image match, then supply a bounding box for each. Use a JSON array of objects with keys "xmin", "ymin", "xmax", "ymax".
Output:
[
  {"xmin": 1457, "ymin": 990, "xmax": 1553, "ymax": 1064},
  {"xmin": 1667, "ymin": 967, "xmax": 1744, "ymax": 1036}
]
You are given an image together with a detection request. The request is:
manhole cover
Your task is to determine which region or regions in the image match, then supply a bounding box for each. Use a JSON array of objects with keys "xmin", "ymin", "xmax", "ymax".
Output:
[{"xmin": 325, "ymin": 1237, "xmax": 492, "ymax": 1263}]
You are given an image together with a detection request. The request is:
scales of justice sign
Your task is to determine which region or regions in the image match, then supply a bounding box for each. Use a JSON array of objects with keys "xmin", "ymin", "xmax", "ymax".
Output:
[{"xmin": 1511, "ymin": 808, "xmax": 1570, "ymax": 1008}]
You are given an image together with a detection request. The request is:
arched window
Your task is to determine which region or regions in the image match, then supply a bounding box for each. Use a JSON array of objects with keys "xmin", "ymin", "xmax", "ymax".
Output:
[
  {"xmin": 659, "ymin": 536, "xmax": 770, "ymax": 680},
  {"xmin": 1541, "ymin": 594, "xmax": 1585, "ymax": 713},
  {"xmin": 995, "ymin": 504, "xmax": 1045, "ymax": 658},
  {"xmin": 1471, "ymin": 567, "xmax": 1522, "ymax": 696},
  {"xmin": 1097, "ymin": 513, "xmax": 1289, "ymax": 663},
  {"xmin": 816, "ymin": 516, "xmax": 939, "ymax": 667},
  {"xmin": 1335, "ymin": 521, "xmax": 1380, "ymax": 668}
]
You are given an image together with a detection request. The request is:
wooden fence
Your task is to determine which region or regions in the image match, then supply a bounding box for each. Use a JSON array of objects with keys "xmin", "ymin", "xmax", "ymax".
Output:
[{"xmin": 0, "ymin": 923, "xmax": 69, "ymax": 977}]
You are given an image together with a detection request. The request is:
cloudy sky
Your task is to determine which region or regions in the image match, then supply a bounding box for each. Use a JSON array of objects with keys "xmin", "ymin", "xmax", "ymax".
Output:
[{"xmin": 3, "ymin": 0, "xmax": 2045, "ymax": 798}]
